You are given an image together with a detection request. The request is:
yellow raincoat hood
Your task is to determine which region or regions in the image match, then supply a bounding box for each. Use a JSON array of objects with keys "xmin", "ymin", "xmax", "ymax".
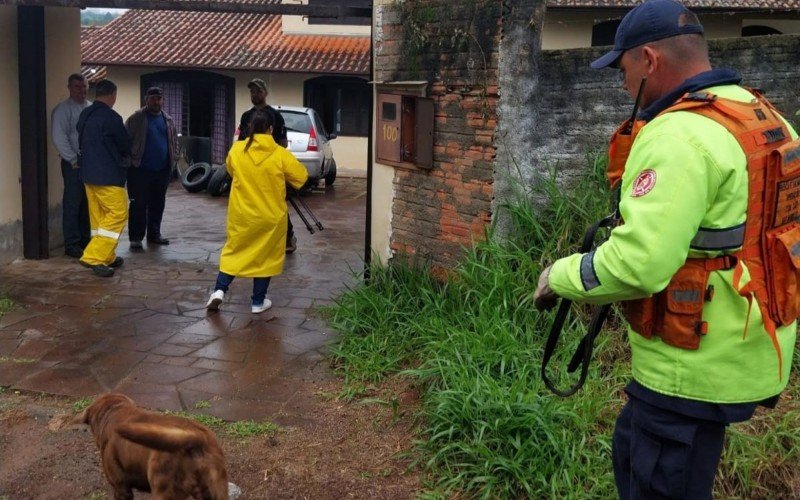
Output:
[{"xmin": 242, "ymin": 134, "xmax": 279, "ymax": 166}]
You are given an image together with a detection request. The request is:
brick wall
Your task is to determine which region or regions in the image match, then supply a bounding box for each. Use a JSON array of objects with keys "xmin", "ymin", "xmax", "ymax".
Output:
[{"xmin": 375, "ymin": 0, "xmax": 502, "ymax": 268}]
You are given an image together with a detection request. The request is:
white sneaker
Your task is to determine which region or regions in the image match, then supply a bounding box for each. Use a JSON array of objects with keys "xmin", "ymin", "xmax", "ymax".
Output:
[
  {"xmin": 206, "ymin": 290, "xmax": 225, "ymax": 310},
  {"xmin": 251, "ymin": 299, "xmax": 272, "ymax": 314}
]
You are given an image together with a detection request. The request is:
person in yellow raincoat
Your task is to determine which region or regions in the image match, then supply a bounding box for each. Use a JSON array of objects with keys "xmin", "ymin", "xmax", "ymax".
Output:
[{"xmin": 206, "ymin": 109, "xmax": 308, "ymax": 313}]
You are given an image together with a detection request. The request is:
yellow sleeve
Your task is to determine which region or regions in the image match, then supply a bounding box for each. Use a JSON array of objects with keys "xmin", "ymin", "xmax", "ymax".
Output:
[{"xmin": 283, "ymin": 150, "xmax": 309, "ymax": 189}]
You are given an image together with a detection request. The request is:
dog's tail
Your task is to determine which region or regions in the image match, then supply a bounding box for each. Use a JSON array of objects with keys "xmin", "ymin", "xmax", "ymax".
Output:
[{"xmin": 117, "ymin": 421, "xmax": 207, "ymax": 452}]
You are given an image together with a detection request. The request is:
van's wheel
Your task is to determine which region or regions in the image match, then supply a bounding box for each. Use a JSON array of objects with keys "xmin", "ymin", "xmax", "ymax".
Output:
[
  {"xmin": 207, "ymin": 165, "xmax": 232, "ymax": 197},
  {"xmin": 180, "ymin": 162, "xmax": 213, "ymax": 193},
  {"xmin": 324, "ymin": 159, "xmax": 337, "ymax": 186}
]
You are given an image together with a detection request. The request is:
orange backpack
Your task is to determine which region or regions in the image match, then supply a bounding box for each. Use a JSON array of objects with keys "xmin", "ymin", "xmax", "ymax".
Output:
[{"xmin": 608, "ymin": 90, "xmax": 800, "ymax": 372}]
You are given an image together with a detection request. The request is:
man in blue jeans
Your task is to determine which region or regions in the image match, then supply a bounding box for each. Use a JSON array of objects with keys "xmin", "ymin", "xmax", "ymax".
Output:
[
  {"xmin": 125, "ymin": 86, "xmax": 178, "ymax": 251},
  {"xmin": 51, "ymin": 73, "xmax": 91, "ymax": 257}
]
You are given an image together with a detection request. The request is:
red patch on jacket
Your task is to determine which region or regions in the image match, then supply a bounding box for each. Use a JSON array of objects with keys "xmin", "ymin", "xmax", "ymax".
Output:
[{"xmin": 631, "ymin": 169, "xmax": 657, "ymax": 197}]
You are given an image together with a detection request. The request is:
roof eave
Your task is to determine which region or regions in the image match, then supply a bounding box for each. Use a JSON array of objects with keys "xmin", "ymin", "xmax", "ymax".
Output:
[
  {"xmin": 1, "ymin": 0, "xmax": 371, "ymax": 19},
  {"xmin": 80, "ymin": 60, "xmax": 369, "ymax": 76}
]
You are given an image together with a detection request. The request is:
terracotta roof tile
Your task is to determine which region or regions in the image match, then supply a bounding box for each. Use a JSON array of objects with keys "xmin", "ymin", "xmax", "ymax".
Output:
[
  {"xmin": 547, "ymin": 0, "xmax": 800, "ymax": 9},
  {"xmin": 81, "ymin": 9, "xmax": 369, "ymax": 75},
  {"xmin": 80, "ymin": 64, "xmax": 106, "ymax": 85}
]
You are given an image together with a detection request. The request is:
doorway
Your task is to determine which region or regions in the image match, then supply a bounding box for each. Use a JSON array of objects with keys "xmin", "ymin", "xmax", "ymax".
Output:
[{"xmin": 141, "ymin": 70, "xmax": 235, "ymax": 164}]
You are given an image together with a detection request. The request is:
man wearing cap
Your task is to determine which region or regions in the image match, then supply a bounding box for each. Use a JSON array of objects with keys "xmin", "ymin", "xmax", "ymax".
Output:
[
  {"xmin": 237, "ymin": 78, "xmax": 298, "ymax": 253},
  {"xmin": 533, "ymin": 1, "xmax": 798, "ymax": 498},
  {"xmin": 51, "ymin": 73, "xmax": 92, "ymax": 258},
  {"xmin": 125, "ymin": 86, "xmax": 178, "ymax": 251}
]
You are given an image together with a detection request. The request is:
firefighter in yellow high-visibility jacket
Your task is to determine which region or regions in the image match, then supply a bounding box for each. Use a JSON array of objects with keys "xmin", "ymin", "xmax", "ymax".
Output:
[
  {"xmin": 533, "ymin": 1, "xmax": 799, "ymax": 499},
  {"xmin": 76, "ymin": 79, "xmax": 131, "ymax": 278},
  {"xmin": 206, "ymin": 108, "xmax": 308, "ymax": 314}
]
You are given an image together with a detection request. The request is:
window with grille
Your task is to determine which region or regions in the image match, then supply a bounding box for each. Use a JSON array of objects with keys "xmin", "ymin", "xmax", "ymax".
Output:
[
  {"xmin": 211, "ymin": 84, "xmax": 229, "ymax": 164},
  {"xmin": 304, "ymin": 76, "xmax": 370, "ymax": 137},
  {"xmin": 141, "ymin": 70, "xmax": 234, "ymax": 165}
]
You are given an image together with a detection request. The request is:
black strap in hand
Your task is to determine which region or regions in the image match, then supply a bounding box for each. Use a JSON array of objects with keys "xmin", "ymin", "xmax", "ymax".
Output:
[{"xmin": 540, "ymin": 213, "xmax": 617, "ymax": 397}]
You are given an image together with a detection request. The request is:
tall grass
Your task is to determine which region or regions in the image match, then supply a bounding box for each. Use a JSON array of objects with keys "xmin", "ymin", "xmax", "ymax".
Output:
[{"xmin": 327, "ymin": 155, "xmax": 800, "ymax": 498}]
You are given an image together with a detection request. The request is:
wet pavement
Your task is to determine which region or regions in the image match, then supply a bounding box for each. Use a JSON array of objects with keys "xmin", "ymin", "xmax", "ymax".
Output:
[{"xmin": 0, "ymin": 177, "xmax": 366, "ymax": 424}]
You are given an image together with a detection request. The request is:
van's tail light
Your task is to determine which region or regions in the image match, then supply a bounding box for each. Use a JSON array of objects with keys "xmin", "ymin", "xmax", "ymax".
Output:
[{"xmin": 307, "ymin": 127, "xmax": 318, "ymax": 152}]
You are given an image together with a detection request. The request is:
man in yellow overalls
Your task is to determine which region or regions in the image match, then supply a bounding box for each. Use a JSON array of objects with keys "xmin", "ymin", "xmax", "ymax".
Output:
[
  {"xmin": 533, "ymin": 1, "xmax": 798, "ymax": 498},
  {"xmin": 76, "ymin": 79, "xmax": 132, "ymax": 278}
]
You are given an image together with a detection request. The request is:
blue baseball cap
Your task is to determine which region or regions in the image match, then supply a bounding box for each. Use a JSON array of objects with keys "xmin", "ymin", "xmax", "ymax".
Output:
[{"xmin": 591, "ymin": 0, "xmax": 704, "ymax": 69}]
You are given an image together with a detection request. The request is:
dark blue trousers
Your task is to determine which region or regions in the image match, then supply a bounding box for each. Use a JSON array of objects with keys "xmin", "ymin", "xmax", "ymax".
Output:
[
  {"xmin": 127, "ymin": 167, "xmax": 171, "ymax": 242},
  {"xmin": 612, "ymin": 396, "xmax": 726, "ymax": 499},
  {"xmin": 61, "ymin": 160, "xmax": 91, "ymax": 251},
  {"xmin": 214, "ymin": 272, "xmax": 271, "ymax": 306}
]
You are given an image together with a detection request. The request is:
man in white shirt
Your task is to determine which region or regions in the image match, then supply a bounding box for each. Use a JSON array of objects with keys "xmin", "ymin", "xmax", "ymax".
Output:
[{"xmin": 51, "ymin": 73, "xmax": 91, "ymax": 258}]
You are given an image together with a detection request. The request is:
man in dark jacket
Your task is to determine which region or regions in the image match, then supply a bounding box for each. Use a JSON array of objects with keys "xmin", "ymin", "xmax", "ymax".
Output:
[
  {"xmin": 237, "ymin": 79, "xmax": 287, "ymax": 145},
  {"xmin": 76, "ymin": 79, "xmax": 132, "ymax": 277},
  {"xmin": 237, "ymin": 78, "xmax": 298, "ymax": 253},
  {"xmin": 125, "ymin": 86, "xmax": 178, "ymax": 251}
]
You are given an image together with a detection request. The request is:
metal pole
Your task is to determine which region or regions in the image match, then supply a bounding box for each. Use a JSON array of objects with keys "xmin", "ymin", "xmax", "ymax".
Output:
[
  {"xmin": 293, "ymin": 192, "xmax": 324, "ymax": 231},
  {"xmin": 364, "ymin": 7, "xmax": 375, "ymax": 282},
  {"xmin": 288, "ymin": 196, "xmax": 314, "ymax": 234}
]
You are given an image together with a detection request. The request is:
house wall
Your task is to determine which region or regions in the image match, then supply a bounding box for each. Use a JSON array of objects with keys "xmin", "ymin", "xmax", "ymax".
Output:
[
  {"xmin": 45, "ymin": 7, "xmax": 83, "ymax": 251},
  {"xmin": 541, "ymin": 10, "xmax": 609, "ymax": 49},
  {"xmin": 102, "ymin": 66, "xmax": 141, "ymax": 117},
  {"xmin": 281, "ymin": 7, "xmax": 370, "ymax": 36},
  {"xmin": 0, "ymin": 6, "xmax": 80, "ymax": 262},
  {"xmin": 372, "ymin": 0, "xmax": 500, "ymax": 270},
  {"xmin": 103, "ymin": 66, "xmax": 367, "ymax": 173},
  {"xmin": 542, "ymin": 10, "xmax": 800, "ymax": 50},
  {"xmin": 742, "ymin": 18, "xmax": 800, "ymax": 35},
  {"xmin": 0, "ymin": 6, "xmax": 22, "ymax": 260},
  {"xmin": 369, "ymin": 121, "xmax": 395, "ymax": 263}
]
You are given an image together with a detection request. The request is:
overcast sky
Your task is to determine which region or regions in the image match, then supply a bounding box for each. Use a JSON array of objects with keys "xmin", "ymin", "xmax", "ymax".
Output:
[{"xmin": 85, "ymin": 8, "xmax": 127, "ymax": 13}]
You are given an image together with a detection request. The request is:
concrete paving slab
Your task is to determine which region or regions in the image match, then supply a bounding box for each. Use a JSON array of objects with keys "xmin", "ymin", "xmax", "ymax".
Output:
[{"xmin": 0, "ymin": 178, "xmax": 366, "ymax": 420}]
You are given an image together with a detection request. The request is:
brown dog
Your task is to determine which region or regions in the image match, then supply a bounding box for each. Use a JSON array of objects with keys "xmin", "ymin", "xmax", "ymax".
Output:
[{"xmin": 75, "ymin": 393, "xmax": 229, "ymax": 500}]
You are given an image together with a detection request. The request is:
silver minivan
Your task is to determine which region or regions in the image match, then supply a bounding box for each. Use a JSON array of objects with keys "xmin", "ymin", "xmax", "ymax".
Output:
[{"xmin": 275, "ymin": 106, "xmax": 337, "ymax": 187}]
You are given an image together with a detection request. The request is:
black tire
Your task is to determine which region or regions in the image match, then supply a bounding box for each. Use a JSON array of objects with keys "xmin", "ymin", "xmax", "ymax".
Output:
[
  {"xmin": 300, "ymin": 177, "xmax": 317, "ymax": 194},
  {"xmin": 207, "ymin": 165, "xmax": 232, "ymax": 197},
  {"xmin": 180, "ymin": 162, "xmax": 213, "ymax": 193},
  {"xmin": 324, "ymin": 159, "xmax": 337, "ymax": 186}
]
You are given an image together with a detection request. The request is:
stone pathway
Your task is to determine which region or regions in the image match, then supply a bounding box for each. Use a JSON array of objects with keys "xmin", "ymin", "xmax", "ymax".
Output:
[{"xmin": 0, "ymin": 178, "xmax": 366, "ymax": 424}]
